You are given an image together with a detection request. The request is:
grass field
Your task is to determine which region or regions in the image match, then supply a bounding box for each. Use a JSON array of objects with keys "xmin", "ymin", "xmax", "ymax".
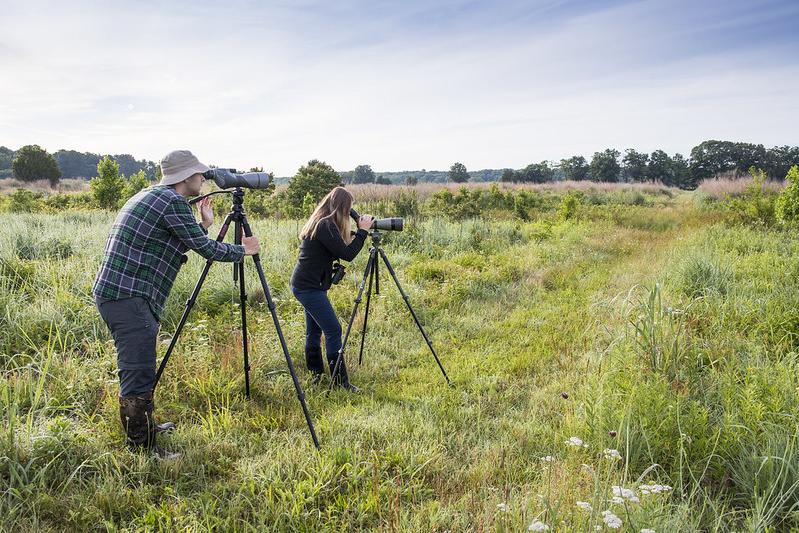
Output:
[{"xmin": 2, "ymin": 185, "xmax": 798, "ymax": 531}]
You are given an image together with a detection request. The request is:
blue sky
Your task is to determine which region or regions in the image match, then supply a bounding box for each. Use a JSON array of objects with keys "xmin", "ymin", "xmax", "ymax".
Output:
[{"xmin": 1, "ymin": 0, "xmax": 797, "ymax": 175}]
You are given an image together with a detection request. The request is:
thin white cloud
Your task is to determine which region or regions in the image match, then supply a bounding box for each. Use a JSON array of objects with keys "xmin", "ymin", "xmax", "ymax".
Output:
[{"xmin": 0, "ymin": 0, "xmax": 796, "ymax": 174}]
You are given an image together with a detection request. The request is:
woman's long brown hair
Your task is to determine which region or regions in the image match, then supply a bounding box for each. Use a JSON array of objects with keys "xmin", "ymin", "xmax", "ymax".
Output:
[{"xmin": 299, "ymin": 187, "xmax": 354, "ymax": 243}]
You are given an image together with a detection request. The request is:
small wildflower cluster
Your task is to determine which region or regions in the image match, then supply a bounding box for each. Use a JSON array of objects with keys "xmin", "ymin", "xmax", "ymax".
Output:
[
  {"xmin": 603, "ymin": 448, "xmax": 622, "ymax": 460},
  {"xmin": 611, "ymin": 485, "xmax": 640, "ymax": 504},
  {"xmin": 528, "ymin": 519, "xmax": 550, "ymax": 531},
  {"xmin": 602, "ymin": 510, "xmax": 623, "ymax": 528},
  {"xmin": 639, "ymin": 484, "xmax": 673, "ymax": 495},
  {"xmin": 565, "ymin": 436, "xmax": 588, "ymax": 448}
]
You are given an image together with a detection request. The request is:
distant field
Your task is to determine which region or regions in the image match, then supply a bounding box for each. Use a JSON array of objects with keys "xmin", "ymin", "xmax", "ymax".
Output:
[{"xmin": 2, "ymin": 184, "xmax": 798, "ymax": 531}]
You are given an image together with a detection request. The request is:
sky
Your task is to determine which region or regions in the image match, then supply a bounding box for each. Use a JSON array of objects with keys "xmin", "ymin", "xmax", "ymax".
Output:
[{"xmin": 1, "ymin": 0, "xmax": 797, "ymax": 175}]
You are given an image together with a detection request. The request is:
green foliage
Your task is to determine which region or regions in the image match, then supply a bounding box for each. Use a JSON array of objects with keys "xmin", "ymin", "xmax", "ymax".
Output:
[
  {"xmin": 12, "ymin": 145, "xmax": 61, "ymax": 185},
  {"xmin": 726, "ymin": 168, "xmax": 776, "ymax": 226},
  {"xmin": 122, "ymin": 170, "xmax": 150, "ymax": 201},
  {"xmin": 5, "ymin": 189, "xmax": 44, "ymax": 213},
  {"xmin": 284, "ymin": 159, "xmax": 341, "ymax": 214},
  {"xmin": 448, "ymin": 162, "xmax": 469, "ymax": 183},
  {"xmin": 90, "ymin": 156, "xmax": 126, "ymax": 210},
  {"xmin": 517, "ymin": 161, "xmax": 554, "ymax": 183},
  {"xmin": 776, "ymin": 165, "xmax": 799, "ymax": 224},
  {"xmin": 405, "ymin": 175, "xmax": 418, "ymax": 186},
  {"xmin": 301, "ymin": 191, "xmax": 316, "ymax": 217},
  {"xmin": 557, "ymin": 192, "xmax": 580, "ymax": 220},
  {"xmin": 623, "ymin": 148, "xmax": 649, "ymax": 182},
  {"xmin": 589, "ymin": 148, "xmax": 621, "ymax": 182},
  {"xmin": 351, "ymin": 164, "xmax": 375, "ymax": 184},
  {"xmin": 560, "ymin": 155, "xmax": 589, "ymax": 181}
]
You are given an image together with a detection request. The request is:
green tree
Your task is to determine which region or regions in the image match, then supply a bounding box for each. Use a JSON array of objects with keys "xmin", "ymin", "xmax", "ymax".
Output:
[
  {"xmin": 285, "ymin": 159, "xmax": 341, "ymax": 213},
  {"xmin": 91, "ymin": 156, "xmax": 126, "ymax": 209},
  {"xmin": 122, "ymin": 170, "xmax": 150, "ymax": 201},
  {"xmin": 499, "ymin": 168, "xmax": 517, "ymax": 183},
  {"xmin": 352, "ymin": 164, "xmax": 376, "ymax": 184},
  {"xmin": 776, "ymin": 165, "xmax": 799, "ymax": 224},
  {"xmin": 589, "ymin": 149, "xmax": 621, "ymax": 182},
  {"xmin": 0, "ymin": 146, "xmax": 14, "ymax": 178},
  {"xmin": 448, "ymin": 162, "xmax": 470, "ymax": 183},
  {"xmin": 12, "ymin": 144, "xmax": 61, "ymax": 186},
  {"xmin": 647, "ymin": 150, "xmax": 673, "ymax": 184},
  {"xmin": 560, "ymin": 156, "xmax": 589, "ymax": 181},
  {"xmin": 405, "ymin": 175, "xmax": 418, "ymax": 186},
  {"xmin": 375, "ymin": 176, "xmax": 392, "ymax": 185},
  {"xmin": 518, "ymin": 161, "xmax": 554, "ymax": 183},
  {"xmin": 670, "ymin": 153, "xmax": 693, "ymax": 189},
  {"xmin": 622, "ymin": 149, "xmax": 649, "ymax": 182}
]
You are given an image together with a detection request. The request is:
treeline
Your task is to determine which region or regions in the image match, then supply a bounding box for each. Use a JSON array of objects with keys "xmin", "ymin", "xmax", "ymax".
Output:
[
  {"xmin": 0, "ymin": 145, "xmax": 157, "ymax": 180},
  {"xmin": 340, "ymin": 141, "xmax": 799, "ymax": 189},
  {"xmin": 3, "ymin": 140, "xmax": 798, "ymax": 190}
]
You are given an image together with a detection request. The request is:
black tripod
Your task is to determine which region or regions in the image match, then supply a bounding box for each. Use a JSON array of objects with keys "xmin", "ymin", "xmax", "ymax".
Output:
[
  {"xmin": 329, "ymin": 229, "xmax": 450, "ymax": 390},
  {"xmin": 152, "ymin": 188, "xmax": 319, "ymax": 448}
]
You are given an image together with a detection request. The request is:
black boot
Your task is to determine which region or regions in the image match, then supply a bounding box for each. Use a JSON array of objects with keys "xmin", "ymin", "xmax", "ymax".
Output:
[
  {"xmin": 329, "ymin": 356, "xmax": 360, "ymax": 393},
  {"xmin": 119, "ymin": 393, "xmax": 180, "ymax": 459},
  {"xmin": 305, "ymin": 346, "xmax": 325, "ymax": 383}
]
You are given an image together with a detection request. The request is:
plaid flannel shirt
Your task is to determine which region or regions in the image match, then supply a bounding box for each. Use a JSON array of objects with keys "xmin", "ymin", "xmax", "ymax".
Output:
[{"xmin": 93, "ymin": 185, "xmax": 244, "ymax": 320}]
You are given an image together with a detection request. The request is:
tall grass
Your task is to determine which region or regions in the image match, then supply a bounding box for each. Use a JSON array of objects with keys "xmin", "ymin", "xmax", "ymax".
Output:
[{"xmin": 1, "ymin": 192, "xmax": 797, "ymax": 530}]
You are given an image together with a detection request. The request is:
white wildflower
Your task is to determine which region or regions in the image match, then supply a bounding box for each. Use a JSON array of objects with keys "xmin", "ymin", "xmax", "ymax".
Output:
[
  {"xmin": 612, "ymin": 485, "xmax": 640, "ymax": 503},
  {"xmin": 639, "ymin": 484, "xmax": 672, "ymax": 495},
  {"xmin": 565, "ymin": 436, "xmax": 588, "ymax": 448},
  {"xmin": 604, "ymin": 448, "xmax": 622, "ymax": 460},
  {"xmin": 602, "ymin": 510, "xmax": 623, "ymax": 529},
  {"xmin": 528, "ymin": 519, "xmax": 550, "ymax": 531},
  {"xmin": 641, "ymin": 529, "xmax": 656, "ymax": 533},
  {"xmin": 540, "ymin": 456, "xmax": 555, "ymax": 462},
  {"xmin": 576, "ymin": 501, "xmax": 593, "ymax": 512},
  {"xmin": 496, "ymin": 502, "xmax": 509, "ymax": 512}
]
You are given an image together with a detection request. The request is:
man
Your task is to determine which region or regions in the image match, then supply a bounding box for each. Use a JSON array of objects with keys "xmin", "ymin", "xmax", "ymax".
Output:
[{"xmin": 93, "ymin": 149, "xmax": 260, "ymax": 458}]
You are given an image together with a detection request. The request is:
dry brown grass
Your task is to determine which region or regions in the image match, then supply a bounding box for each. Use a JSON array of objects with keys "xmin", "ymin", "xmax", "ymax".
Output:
[
  {"xmin": 345, "ymin": 180, "xmax": 676, "ymax": 202},
  {"xmin": 698, "ymin": 175, "xmax": 785, "ymax": 199},
  {"xmin": 0, "ymin": 178, "xmax": 90, "ymax": 194}
]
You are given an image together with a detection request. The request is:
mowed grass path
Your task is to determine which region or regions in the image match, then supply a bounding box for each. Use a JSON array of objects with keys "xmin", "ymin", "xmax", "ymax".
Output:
[{"xmin": 0, "ymin": 197, "xmax": 780, "ymax": 531}]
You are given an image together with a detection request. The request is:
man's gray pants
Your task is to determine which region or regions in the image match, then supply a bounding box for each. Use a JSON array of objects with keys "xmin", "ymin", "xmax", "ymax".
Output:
[{"xmin": 96, "ymin": 296, "xmax": 159, "ymax": 396}]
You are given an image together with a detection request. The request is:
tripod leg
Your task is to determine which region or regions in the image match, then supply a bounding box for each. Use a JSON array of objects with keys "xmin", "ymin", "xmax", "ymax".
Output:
[
  {"xmin": 329, "ymin": 248, "xmax": 377, "ymax": 390},
  {"xmin": 235, "ymin": 222, "xmax": 252, "ymax": 398},
  {"xmin": 240, "ymin": 216, "xmax": 320, "ymax": 449},
  {"xmin": 358, "ymin": 253, "xmax": 376, "ymax": 365},
  {"xmin": 377, "ymin": 248, "xmax": 451, "ymax": 385},
  {"xmin": 374, "ymin": 252, "xmax": 380, "ymax": 295},
  {"xmin": 153, "ymin": 212, "xmax": 235, "ymax": 391}
]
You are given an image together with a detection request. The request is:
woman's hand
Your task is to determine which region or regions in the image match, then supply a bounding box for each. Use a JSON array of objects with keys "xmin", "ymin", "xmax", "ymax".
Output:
[
  {"xmin": 198, "ymin": 197, "xmax": 214, "ymax": 229},
  {"xmin": 358, "ymin": 215, "xmax": 375, "ymax": 230}
]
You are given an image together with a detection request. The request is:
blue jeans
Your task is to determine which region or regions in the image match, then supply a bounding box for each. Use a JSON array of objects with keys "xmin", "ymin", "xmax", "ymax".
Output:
[{"xmin": 292, "ymin": 288, "xmax": 342, "ymax": 367}]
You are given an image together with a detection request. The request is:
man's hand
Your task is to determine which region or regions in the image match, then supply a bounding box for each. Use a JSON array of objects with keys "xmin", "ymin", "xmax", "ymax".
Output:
[
  {"xmin": 242, "ymin": 236, "xmax": 260, "ymax": 256},
  {"xmin": 198, "ymin": 197, "xmax": 214, "ymax": 229}
]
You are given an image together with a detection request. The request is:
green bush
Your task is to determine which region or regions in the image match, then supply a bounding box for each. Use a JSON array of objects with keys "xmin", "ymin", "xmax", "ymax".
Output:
[
  {"xmin": 727, "ymin": 168, "xmax": 777, "ymax": 226},
  {"xmin": 557, "ymin": 192, "xmax": 580, "ymax": 220},
  {"xmin": 5, "ymin": 189, "xmax": 44, "ymax": 213},
  {"xmin": 776, "ymin": 165, "xmax": 799, "ymax": 225},
  {"xmin": 90, "ymin": 156, "xmax": 125, "ymax": 210}
]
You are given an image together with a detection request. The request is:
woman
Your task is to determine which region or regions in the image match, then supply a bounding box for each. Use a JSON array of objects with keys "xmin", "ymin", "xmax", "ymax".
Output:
[{"xmin": 290, "ymin": 187, "xmax": 374, "ymax": 391}]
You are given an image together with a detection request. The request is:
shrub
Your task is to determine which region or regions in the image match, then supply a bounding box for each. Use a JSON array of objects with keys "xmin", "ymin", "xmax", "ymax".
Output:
[
  {"xmin": 776, "ymin": 165, "xmax": 799, "ymax": 225},
  {"xmin": 5, "ymin": 189, "xmax": 44, "ymax": 213}
]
